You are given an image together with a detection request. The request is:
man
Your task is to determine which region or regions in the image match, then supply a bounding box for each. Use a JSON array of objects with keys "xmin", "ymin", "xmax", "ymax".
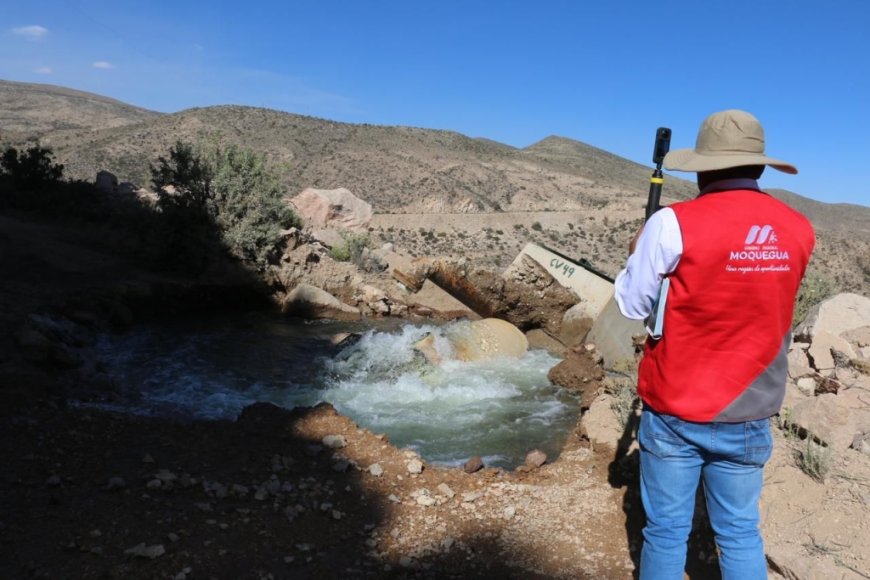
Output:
[{"xmin": 615, "ymin": 110, "xmax": 815, "ymax": 580}]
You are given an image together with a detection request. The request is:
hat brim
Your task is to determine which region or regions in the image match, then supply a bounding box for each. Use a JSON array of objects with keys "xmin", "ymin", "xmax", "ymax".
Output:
[{"xmin": 663, "ymin": 148, "xmax": 798, "ymax": 175}]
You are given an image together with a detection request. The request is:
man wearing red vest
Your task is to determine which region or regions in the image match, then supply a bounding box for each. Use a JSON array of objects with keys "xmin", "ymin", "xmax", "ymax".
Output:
[{"xmin": 615, "ymin": 110, "xmax": 815, "ymax": 580}]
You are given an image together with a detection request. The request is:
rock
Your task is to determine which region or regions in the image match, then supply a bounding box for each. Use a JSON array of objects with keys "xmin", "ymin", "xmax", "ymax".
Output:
[
  {"xmin": 853, "ymin": 358, "xmax": 870, "ymax": 375},
  {"xmin": 582, "ymin": 393, "xmax": 625, "ymax": 449},
  {"xmin": 413, "ymin": 334, "xmax": 442, "ymax": 365},
  {"xmin": 95, "ymin": 170, "xmax": 118, "ymax": 194},
  {"xmin": 790, "ymin": 393, "xmax": 855, "ymax": 450},
  {"xmin": 807, "ymin": 331, "xmax": 857, "ymax": 371},
  {"xmin": 795, "ymin": 293, "xmax": 870, "ymax": 340},
  {"xmin": 842, "ymin": 325, "xmax": 870, "ymax": 348},
  {"xmin": 406, "ymin": 459, "xmax": 423, "ymax": 474},
  {"xmin": 309, "ymin": 227, "xmax": 346, "ymax": 249},
  {"xmin": 124, "ymin": 543, "xmax": 165, "ymax": 559},
  {"xmin": 357, "ymin": 284, "xmax": 394, "ymax": 315},
  {"xmin": 525, "ymin": 328, "xmax": 567, "ymax": 356},
  {"xmin": 461, "ymin": 491, "xmax": 483, "ymax": 503},
  {"xmin": 560, "ymin": 303, "xmax": 595, "ymax": 347},
  {"xmin": 322, "ymin": 435, "xmax": 347, "ymax": 449},
  {"xmin": 787, "ymin": 343, "xmax": 813, "ymax": 377},
  {"xmin": 404, "ymin": 279, "xmax": 478, "ymax": 320},
  {"xmin": 503, "ymin": 506, "xmax": 517, "ymax": 519},
  {"xmin": 288, "ymin": 187, "xmax": 373, "ymax": 232},
  {"xmin": 547, "ymin": 349, "xmax": 605, "ymax": 409},
  {"xmin": 524, "ymin": 449, "xmax": 547, "ymax": 469},
  {"xmin": 463, "ymin": 456, "xmax": 484, "ymax": 473},
  {"xmin": 368, "ymin": 463, "xmax": 384, "ymax": 477},
  {"xmin": 451, "ymin": 318, "xmax": 529, "ymax": 361},
  {"xmin": 281, "ymin": 283, "xmax": 361, "ymax": 321},
  {"xmin": 106, "ymin": 476, "xmax": 126, "ymax": 491},
  {"xmin": 415, "ymin": 491, "xmax": 436, "ymax": 507},
  {"xmin": 437, "ymin": 483, "xmax": 455, "ymax": 498},
  {"xmin": 795, "ymin": 377, "xmax": 817, "ymax": 396}
]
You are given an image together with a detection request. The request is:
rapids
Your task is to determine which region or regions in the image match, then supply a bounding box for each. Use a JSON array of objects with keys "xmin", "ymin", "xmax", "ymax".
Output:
[{"xmin": 87, "ymin": 312, "xmax": 581, "ymax": 468}]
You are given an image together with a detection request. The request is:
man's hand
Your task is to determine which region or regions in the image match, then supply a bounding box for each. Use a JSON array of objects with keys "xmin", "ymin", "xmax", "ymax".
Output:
[{"xmin": 629, "ymin": 225, "xmax": 645, "ymax": 257}]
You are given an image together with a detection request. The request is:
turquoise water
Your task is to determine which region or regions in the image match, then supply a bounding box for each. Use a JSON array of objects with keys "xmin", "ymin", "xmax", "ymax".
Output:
[{"xmin": 88, "ymin": 312, "xmax": 580, "ymax": 468}]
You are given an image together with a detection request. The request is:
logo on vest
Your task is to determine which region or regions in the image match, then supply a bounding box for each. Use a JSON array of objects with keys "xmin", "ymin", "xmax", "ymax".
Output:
[{"xmin": 726, "ymin": 224, "xmax": 791, "ymax": 274}]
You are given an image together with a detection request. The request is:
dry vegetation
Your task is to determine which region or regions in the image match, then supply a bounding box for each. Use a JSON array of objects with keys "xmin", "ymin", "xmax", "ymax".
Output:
[{"xmin": 1, "ymin": 79, "xmax": 867, "ymax": 294}]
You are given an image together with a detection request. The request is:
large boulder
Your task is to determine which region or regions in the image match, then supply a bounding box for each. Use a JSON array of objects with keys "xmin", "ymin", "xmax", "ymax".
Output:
[
  {"xmin": 281, "ymin": 283, "xmax": 361, "ymax": 321},
  {"xmin": 451, "ymin": 318, "xmax": 529, "ymax": 361},
  {"xmin": 795, "ymin": 293, "xmax": 870, "ymax": 340},
  {"xmin": 789, "ymin": 393, "xmax": 855, "ymax": 450},
  {"xmin": 288, "ymin": 188, "xmax": 372, "ymax": 233}
]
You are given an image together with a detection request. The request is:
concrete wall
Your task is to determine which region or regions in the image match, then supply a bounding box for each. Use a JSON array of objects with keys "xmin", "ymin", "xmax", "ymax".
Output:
[{"xmin": 508, "ymin": 243, "xmax": 614, "ymax": 319}]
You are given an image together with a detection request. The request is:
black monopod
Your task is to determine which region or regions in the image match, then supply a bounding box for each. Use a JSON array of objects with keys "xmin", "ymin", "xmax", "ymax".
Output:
[{"xmin": 645, "ymin": 127, "xmax": 671, "ymax": 221}]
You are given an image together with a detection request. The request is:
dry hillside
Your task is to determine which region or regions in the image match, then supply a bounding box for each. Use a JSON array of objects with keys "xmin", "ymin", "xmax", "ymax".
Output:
[
  {"xmin": 0, "ymin": 79, "xmax": 160, "ymax": 137},
  {"xmin": 1, "ymin": 80, "xmax": 867, "ymax": 293}
]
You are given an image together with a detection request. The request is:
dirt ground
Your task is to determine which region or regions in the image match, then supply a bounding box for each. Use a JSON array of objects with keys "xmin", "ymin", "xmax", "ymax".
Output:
[
  {"xmin": 4, "ymin": 208, "xmax": 868, "ymax": 580},
  {"xmin": 0, "ymin": 208, "xmax": 715, "ymax": 579}
]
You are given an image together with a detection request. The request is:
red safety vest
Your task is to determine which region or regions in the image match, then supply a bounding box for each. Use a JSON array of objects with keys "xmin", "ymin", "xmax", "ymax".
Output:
[{"xmin": 638, "ymin": 189, "xmax": 815, "ymax": 422}]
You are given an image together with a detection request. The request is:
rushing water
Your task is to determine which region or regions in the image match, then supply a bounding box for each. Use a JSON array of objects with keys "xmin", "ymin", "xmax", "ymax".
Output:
[{"xmin": 87, "ymin": 312, "xmax": 581, "ymax": 468}]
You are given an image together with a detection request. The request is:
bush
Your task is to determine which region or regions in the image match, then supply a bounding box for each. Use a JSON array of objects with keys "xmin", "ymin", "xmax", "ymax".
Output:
[
  {"xmin": 0, "ymin": 145, "xmax": 64, "ymax": 190},
  {"xmin": 330, "ymin": 233, "xmax": 373, "ymax": 264},
  {"xmin": 149, "ymin": 140, "xmax": 302, "ymax": 269}
]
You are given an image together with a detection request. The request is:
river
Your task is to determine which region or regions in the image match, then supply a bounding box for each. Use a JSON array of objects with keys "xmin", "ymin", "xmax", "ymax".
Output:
[{"xmin": 85, "ymin": 311, "xmax": 581, "ymax": 469}]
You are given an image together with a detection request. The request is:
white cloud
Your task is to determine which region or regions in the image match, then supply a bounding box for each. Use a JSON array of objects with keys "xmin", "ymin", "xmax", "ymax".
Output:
[
  {"xmin": 33, "ymin": 66, "xmax": 53, "ymax": 74},
  {"xmin": 93, "ymin": 61, "xmax": 115, "ymax": 69},
  {"xmin": 12, "ymin": 25, "xmax": 48, "ymax": 40}
]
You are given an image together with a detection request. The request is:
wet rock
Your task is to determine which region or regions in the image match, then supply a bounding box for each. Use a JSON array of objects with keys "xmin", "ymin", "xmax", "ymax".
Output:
[
  {"xmin": 547, "ymin": 348, "xmax": 604, "ymax": 409},
  {"xmin": 463, "ymin": 456, "xmax": 484, "ymax": 474},
  {"xmin": 524, "ymin": 449, "xmax": 547, "ymax": 469},
  {"xmin": 525, "ymin": 328, "xmax": 567, "ymax": 356}
]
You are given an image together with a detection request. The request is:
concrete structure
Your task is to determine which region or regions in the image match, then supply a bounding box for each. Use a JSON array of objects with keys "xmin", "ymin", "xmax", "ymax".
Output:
[
  {"xmin": 586, "ymin": 296, "xmax": 645, "ymax": 368},
  {"xmin": 506, "ymin": 243, "xmax": 643, "ymax": 367},
  {"xmin": 506, "ymin": 243, "xmax": 614, "ymax": 319}
]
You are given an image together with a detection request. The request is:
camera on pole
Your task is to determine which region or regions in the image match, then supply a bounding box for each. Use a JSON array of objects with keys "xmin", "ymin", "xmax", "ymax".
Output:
[{"xmin": 645, "ymin": 127, "xmax": 671, "ymax": 221}]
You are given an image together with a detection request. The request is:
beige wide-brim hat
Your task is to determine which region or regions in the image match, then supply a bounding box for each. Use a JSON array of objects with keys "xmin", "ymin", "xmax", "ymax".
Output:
[{"xmin": 664, "ymin": 109, "xmax": 798, "ymax": 174}]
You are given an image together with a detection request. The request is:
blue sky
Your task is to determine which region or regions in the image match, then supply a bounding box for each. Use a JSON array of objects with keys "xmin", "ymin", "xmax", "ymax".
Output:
[{"xmin": 2, "ymin": 0, "xmax": 868, "ymax": 206}]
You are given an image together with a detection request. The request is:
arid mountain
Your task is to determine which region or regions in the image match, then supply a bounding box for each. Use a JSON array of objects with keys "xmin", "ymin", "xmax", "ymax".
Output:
[
  {"xmin": 1, "ymin": 80, "xmax": 867, "ymax": 294},
  {"xmin": 0, "ymin": 79, "xmax": 160, "ymax": 137}
]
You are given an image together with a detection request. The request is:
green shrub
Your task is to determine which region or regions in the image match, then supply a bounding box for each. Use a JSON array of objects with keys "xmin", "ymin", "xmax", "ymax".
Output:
[
  {"xmin": 329, "ymin": 233, "xmax": 372, "ymax": 267},
  {"xmin": 798, "ymin": 434, "xmax": 833, "ymax": 482},
  {"xmin": 149, "ymin": 140, "xmax": 302, "ymax": 269}
]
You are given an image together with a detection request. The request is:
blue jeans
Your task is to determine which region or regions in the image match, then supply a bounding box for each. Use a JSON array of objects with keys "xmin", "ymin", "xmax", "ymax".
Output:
[{"xmin": 638, "ymin": 408, "xmax": 773, "ymax": 580}]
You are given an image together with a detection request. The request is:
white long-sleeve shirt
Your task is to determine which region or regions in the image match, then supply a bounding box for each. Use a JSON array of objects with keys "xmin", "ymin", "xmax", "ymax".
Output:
[
  {"xmin": 614, "ymin": 178, "xmax": 761, "ymax": 320},
  {"xmin": 614, "ymin": 208, "xmax": 682, "ymax": 319}
]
